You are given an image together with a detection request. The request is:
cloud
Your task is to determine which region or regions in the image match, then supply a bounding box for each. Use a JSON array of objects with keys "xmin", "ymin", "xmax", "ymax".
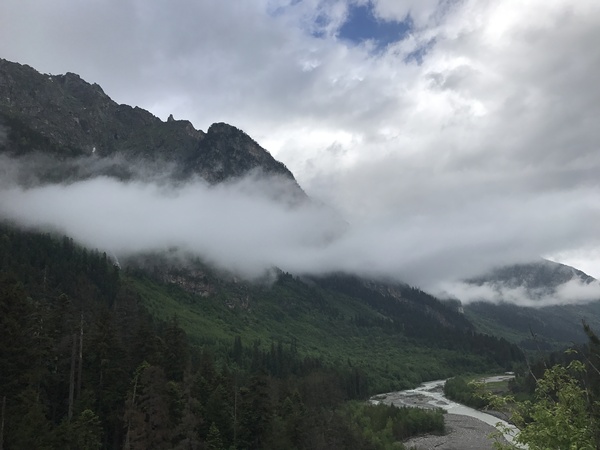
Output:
[
  {"xmin": 1, "ymin": 0, "xmax": 600, "ymax": 293},
  {"xmin": 547, "ymin": 249, "xmax": 600, "ymax": 284},
  {"xmin": 370, "ymin": 0, "xmax": 447, "ymax": 26},
  {"xmin": 0, "ymin": 158, "xmax": 347, "ymax": 278},
  {"xmin": 0, "ymin": 152, "xmax": 181, "ymax": 188},
  {"xmin": 0, "ymin": 153, "xmax": 598, "ymax": 292},
  {"xmin": 438, "ymin": 277, "xmax": 600, "ymax": 308}
]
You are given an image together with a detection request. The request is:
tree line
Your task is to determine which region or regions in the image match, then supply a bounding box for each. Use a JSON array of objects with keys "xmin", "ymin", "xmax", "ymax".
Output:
[
  {"xmin": 0, "ymin": 225, "xmax": 454, "ymax": 449},
  {"xmin": 444, "ymin": 322, "xmax": 600, "ymax": 449}
]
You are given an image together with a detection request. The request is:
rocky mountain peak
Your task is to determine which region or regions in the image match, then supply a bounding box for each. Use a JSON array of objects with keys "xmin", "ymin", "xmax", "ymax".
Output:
[
  {"xmin": 0, "ymin": 58, "xmax": 304, "ymax": 195},
  {"xmin": 207, "ymin": 122, "xmax": 237, "ymax": 134},
  {"xmin": 184, "ymin": 121, "xmax": 295, "ymax": 183}
]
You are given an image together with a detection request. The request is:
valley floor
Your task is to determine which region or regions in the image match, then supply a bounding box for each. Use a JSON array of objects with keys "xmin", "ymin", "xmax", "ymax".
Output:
[
  {"xmin": 403, "ymin": 414, "xmax": 507, "ymax": 450},
  {"xmin": 371, "ymin": 377, "xmax": 518, "ymax": 449}
]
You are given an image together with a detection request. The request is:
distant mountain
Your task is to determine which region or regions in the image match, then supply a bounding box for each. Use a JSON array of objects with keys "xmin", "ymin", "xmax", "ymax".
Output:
[
  {"xmin": 0, "ymin": 58, "xmax": 304, "ymax": 192},
  {"xmin": 466, "ymin": 259, "xmax": 596, "ymax": 296},
  {"xmin": 460, "ymin": 259, "xmax": 600, "ymax": 350}
]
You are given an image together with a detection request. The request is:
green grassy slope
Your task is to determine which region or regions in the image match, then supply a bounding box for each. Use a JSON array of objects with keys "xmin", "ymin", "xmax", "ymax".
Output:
[
  {"xmin": 125, "ymin": 268, "xmax": 523, "ymax": 393},
  {"xmin": 464, "ymin": 300, "xmax": 600, "ymax": 352},
  {"xmin": 0, "ymin": 222, "xmax": 522, "ymax": 394}
]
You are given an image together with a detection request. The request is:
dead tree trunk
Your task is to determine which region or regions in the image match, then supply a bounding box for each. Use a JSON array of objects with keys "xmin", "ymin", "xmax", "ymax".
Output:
[
  {"xmin": 68, "ymin": 333, "xmax": 77, "ymax": 422},
  {"xmin": 0, "ymin": 395, "xmax": 6, "ymax": 450},
  {"xmin": 77, "ymin": 312, "xmax": 84, "ymax": 400}
]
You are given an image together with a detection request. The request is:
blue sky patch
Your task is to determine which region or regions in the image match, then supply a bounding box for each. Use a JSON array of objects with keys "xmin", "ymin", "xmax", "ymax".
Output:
[
  {"xmin": 338, "ymin": 3, "xmax": 411, "ymax": 51},
  {"xmin": 311, "ymin": 13, "xmax": 331, "ymax": 38}
]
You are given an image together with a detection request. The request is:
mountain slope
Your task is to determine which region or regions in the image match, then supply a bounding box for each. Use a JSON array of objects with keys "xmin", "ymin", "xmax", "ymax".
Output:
[
  {"xmin": 0, "ymin": 58, "xmax": 301, "ymax": 189},
  {"xmin": 466, "ymin": 259, "xmax": 596, "ymax": 294},
  {"xmin": 0, "ymin": 223, "xmax": 523, "ymax": 391},
  {"xmin": 1, "ymin": 222, "xmax": 523, "ymax": 449},
  {"xmin": 0, "ymin": 58, "xmax": 524, "ymax": 384},
  {"xmin": 1, "ymin": 57, "xmax": 591, "ymax": 357},
  {"xmin": 461, "ymin": 259, "xmax": 600, "ymax": 350}
]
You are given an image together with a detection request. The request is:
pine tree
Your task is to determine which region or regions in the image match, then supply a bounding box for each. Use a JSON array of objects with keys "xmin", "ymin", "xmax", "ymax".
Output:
[
  {"xmin": 205, "ymin": 423, "xmax": 224, "ymax": 450},
  {"xmin": 9, "ymin": 387, "xmax": 52, "ymax": 450},
  {"xmin": 162, "ymin": 317, "xmax": 189, "ymax": 382},
  {"xmin": 72, "ymin": 409, "xmax": 102, "ymax": 450},
  {"xmin": 237, "ymin": 374, "xmax": 272, "ymax": 449},
  {"xmin": 123, "ymin": 363, "xmax": 175, "ymax": 450}
]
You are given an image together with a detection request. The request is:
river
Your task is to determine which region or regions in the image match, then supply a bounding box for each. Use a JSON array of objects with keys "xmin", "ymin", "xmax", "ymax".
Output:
[{"xmin": 370, "ymin": 376, "xmax": 526, "ymax": 449}]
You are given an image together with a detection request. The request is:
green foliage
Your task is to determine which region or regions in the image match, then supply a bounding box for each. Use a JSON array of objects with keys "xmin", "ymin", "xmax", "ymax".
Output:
[
  {"xmin": 0, "ymin": 224, "xmax": 524, "ymax": 449},
  {"xmin": 206, "ymin": 422, "xmax": 225, "ymax": 450},
  {"xmin": 465, "ymin": 298, "xmax": 600, "ymax": 352},
  {"xmin": 126, "ymin": 264, "xmax": 522, "ymax": 394},
  {"xmin": 8, "ymin": 387, "xmax": 53, "ymax": 450},
  {"xmin": 485, "ymin": 339, "xmax": 600, "ymax": 449},
  {"xmin": 72, "ymin": 409, "xmax": 103, "ymax": 450},
  {"xmin": 511, "ymin": 361, "xmax": 595, "ymax": 449},
  {"xmin": 444, "ymin": 376, "xmax": 489, "ymax": 409},
  {"xmin": 342, "ymin": 401, "xmax": 445, "ymax": 449},
  {"xmin": 238, "ymin": 374, "xmax": 272, "ymax": 449}
]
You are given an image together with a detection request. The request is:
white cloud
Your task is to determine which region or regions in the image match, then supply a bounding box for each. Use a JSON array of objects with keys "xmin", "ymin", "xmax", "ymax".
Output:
[
  {"xmin": 0, "ymin": 167, "xmax": 346, "ymax": 279},
  {"xmin": 1, "ymin": 0, "xmax": 599, "ymax": 291},
  {"xmin": 371, "ymin": 0, "xmax": 444, "ymax": 26},
  {"xmin": 438, "ymin": 277, "xmax": 600, "ymax": 307},
  {"xmin": 0, "ymin": 155, "xmax": 597, "ymax": 291}
]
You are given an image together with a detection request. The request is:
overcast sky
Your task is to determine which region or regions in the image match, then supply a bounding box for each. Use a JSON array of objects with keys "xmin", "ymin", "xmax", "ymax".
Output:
[{"xmin": 1, "ymin": 0, "xmax": 599, "ymax": 298}]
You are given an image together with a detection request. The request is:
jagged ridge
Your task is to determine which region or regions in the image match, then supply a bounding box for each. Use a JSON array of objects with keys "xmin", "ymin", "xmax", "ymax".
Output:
[{"xmin": 0, "ymin": 58, "xmax": 301, "ymax": 188}]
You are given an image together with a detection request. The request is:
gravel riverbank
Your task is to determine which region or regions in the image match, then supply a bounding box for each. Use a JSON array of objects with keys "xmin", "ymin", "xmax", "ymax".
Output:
[
  {"xmin": 371, "ymin": 377, "xmax": 522, "ymax": 449},
  {"xmin": 403, "ymin": 413, "xmax": 509, "ymax": 450}
]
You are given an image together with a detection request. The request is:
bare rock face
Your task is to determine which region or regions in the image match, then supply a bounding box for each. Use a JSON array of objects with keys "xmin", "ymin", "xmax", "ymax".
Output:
[
  {"xmin": 0, "ymin": 61, "xmax": 178, "ymax": 158},
  {"xmin": 0, "ymin": 58, "xmax": 303, "ymax": 193},
  {"xmin": 186, "ymin": 122, "xmax": 295, "ymax": 183}
]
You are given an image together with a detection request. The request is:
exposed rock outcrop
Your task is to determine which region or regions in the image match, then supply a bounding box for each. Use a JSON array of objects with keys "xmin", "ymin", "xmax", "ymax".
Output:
[{"xmin": 0, "ymin": 58, "xmax": 303, "ymax": 194}]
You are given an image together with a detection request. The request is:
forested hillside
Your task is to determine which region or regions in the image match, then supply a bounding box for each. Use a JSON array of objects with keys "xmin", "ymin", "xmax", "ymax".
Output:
[
  {"xmin": 0, "ymin": 224, "xmax": 523, "ymax": 449},
  {"xmin": 462, "ymin": 260, "xmax": 600, "ymax": 350},
  {"xmin": 0, "ymin": 58, "xmax": 302, "ymax": 190}
]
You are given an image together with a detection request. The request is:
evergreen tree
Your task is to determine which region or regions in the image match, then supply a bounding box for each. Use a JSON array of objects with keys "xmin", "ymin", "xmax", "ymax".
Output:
[
  {"xmin": 237, "ymin": 374, "xmax": 272, "ymax": 450},
  {"xmin": 205, "ymin": 422, "xmax": 224, "ymax": 450},
  {"xmin": 162, "ymin": 317, "xmax": 189, "ymax": 382},
  {"xmin": 171, "ymin": 374, "xmax": 202, "ymax": 450},
  {"xmin": 8, "ymin": 387, "xmax": 52, "ymax": 450},
  {"xmin": 0, "ymin": 274, "xmax": 36, "ymax": 396},
  {"xmin": 72, "ymin": 409, "xmax": 103, "ymax": 450},
  {"xmin": 203, "ymin": 384, "xmax": 232, "ymax": 446},
  {"xmin": 123, "ymin": 364, "xmax": 173, "ymax": 450}
]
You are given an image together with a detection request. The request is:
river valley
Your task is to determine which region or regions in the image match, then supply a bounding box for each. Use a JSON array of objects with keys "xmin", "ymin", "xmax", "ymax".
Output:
[{"xmin": 370, "ymin": 376, "xmax": 525, "ymax": 449}]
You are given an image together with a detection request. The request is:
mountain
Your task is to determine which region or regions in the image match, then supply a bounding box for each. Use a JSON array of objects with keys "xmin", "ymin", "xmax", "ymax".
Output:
[
  {"xmin": 0, "ymin": 58, "xmax": 528, "ymax": 449},
  {"xmin": 0, "ymin": 223, "xmax": 524, "ymax": 449},
  {"xmin": 0, "ymin": 58, "xmax": 303, "ymax": 192},
  {"xmin": 465, "ymin": 259, "xmax": 596, "ymax": 294},
  {"xmin": 460, "ymin": 259, "xmax": 600, "ymax": 350},
  {"xmin": 0, "ymin": 57, "xmax": 524, "ymax": 371},
  {"xmin": 0, "ymin": 57, "xmax": 588, "ymax": 358}
]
